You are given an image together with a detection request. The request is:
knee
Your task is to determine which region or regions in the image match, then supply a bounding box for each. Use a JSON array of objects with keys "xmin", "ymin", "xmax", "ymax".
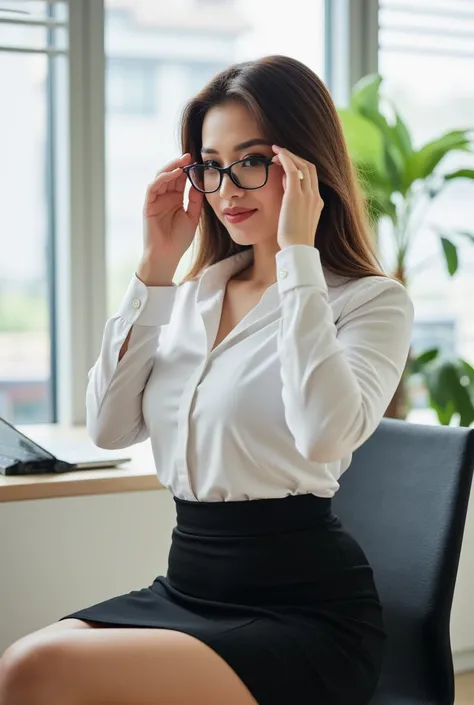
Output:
[{"xmin": 0, "ymin": 638, "xmax": 60, "ymax": 705}]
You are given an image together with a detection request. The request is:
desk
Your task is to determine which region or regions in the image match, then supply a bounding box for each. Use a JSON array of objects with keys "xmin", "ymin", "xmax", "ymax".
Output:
[{"xmin": 0, "ymin": 424, "xmax": 163, "ymax": 502}]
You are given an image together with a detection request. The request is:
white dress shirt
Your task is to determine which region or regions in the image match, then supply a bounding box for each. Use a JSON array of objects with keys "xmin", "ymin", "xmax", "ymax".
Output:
[{"xmin": 87, "ymin": 244, "xmax": 414, "ymax": 501}]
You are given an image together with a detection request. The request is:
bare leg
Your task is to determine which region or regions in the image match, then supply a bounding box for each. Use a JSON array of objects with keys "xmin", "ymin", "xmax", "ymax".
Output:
[
  {"xmin": 0, "ymin": 619, "xmax": 99, "ymax": 704},
  {"xmin": 7, "ymin": 618, "xmax": 100, "ymax": 647},
  {"xmin": 0, "ymin": 626, "xmax": 258, "ymax": 705}
]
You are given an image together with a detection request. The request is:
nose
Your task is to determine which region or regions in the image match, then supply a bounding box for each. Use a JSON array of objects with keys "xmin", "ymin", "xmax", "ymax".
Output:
[{"xmin": 218, "ymin": 171, "xmax": 244, "ymax": 199}]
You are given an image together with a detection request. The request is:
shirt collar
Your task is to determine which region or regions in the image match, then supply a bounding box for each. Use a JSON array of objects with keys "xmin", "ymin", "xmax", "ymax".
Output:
[
  {"xmin": 196, "ymin": 248, "xmax": 255, "ymax": 302},
  {"xmin": 195, "ymin": 245, "xmax": 340, "ymax": 303}
]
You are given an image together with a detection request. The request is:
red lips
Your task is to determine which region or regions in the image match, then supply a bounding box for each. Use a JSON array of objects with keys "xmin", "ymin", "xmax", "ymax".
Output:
[{"xmin": 222, "ymin": 207, "xmax": 256, "ymax": 216}]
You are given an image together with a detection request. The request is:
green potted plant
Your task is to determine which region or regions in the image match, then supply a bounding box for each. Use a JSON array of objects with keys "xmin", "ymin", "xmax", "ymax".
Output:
[{"xmin": 338, "ymin": 74, "xmax": 474, "ymax": 425}]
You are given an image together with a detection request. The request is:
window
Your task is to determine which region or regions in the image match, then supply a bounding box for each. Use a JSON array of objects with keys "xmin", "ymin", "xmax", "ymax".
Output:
[
  {"xmin": 107, "ymin": 57, "xmax": 158, "ymax": 115},
  {"xmin": 0, "ymin": 1, "xmax": 68, "ymax": 424},
  {"xmin": 2, "ymin": 1, "xmax": 331, "ymax": 426},
  {"xmin": 379, "ymin": 0, "xmax": 474, "ymax": 366},
  {"xmin": 104, "ymin": 0, "xmax": 327, "ymax": 314},
  {"xmin": 185, "ymin": 61, "xmax": 226, "ymax": 99}
]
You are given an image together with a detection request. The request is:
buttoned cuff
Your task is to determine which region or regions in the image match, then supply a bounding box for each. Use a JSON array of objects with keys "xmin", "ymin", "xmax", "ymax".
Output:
[
  {"xmin": 116, "ymin": 274, "xmax": 177, "ymax": 326},
  {"xmin": 275, "ymin": 245, "xmax": 327, "ymax": 294}
]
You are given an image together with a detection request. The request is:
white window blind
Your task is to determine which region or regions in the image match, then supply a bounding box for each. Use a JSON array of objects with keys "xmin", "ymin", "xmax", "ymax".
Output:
[
  {"xmin": 0, "ymin": 0, "xmax": 67, "ymax": 54},
  {"xmin": 379, "ymin": 0, "xmax": 474, "ymax": 59},
  {"xmin": 378, "ymin": 0, "xmax": 474, "ymax": 378}
]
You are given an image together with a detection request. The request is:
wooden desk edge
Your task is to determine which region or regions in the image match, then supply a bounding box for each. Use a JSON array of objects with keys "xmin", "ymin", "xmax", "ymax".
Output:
[{"xmin": 0, "ymin": 468, "xmax": 165, "ymax": 502}]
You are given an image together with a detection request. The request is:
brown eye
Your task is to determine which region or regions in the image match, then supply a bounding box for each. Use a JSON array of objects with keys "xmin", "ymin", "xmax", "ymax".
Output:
[{"xmin": 241, "ymin": 158, "xmax": 265, "ymax": 168}]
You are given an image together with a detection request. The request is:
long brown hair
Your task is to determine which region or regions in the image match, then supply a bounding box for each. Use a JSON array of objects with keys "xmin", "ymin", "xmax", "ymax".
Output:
[{"xmin": 179, "ymin": 55, "xmax": 386, "ymax": 283}]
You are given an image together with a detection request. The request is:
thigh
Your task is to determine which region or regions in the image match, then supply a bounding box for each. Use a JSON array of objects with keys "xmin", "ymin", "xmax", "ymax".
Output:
[
  {"xmin": 1, "ymin": 618, "xmax": 98, "ymax": 662},
  {"xmin": 26, "ymin": 618, "xmax": 101, "ymax": 639},
  {"xmin": 9, "ymin": 627, "xmax": 258, "ymax": 705}
]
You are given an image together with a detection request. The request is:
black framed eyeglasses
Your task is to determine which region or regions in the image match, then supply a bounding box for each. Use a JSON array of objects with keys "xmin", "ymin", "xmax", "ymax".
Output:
[{"xmin": 182, "ymin": 156, "xmax": 274, "ymax": 194}]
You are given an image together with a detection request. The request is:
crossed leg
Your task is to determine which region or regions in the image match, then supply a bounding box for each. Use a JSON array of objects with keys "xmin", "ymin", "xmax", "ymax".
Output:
[{"xmin": 0, "ymin": 619, "xmax": 258, "ymax": 705}]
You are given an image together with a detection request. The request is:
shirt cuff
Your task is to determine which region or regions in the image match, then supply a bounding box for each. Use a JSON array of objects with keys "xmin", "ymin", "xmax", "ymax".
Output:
[
  {"xmin": 275, "ymin": 245, "xmax": 328, "ymax": 295},
  {"xmin": 116, "ymin": 274, "xmax": 177, "ymax": 326}
]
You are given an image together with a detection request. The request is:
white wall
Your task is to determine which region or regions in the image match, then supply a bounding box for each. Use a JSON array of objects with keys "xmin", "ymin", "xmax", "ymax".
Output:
[
  {"xmin": 0, "ymin": 489, "xmax": 176, "ymax": 650},
  {"xmin": 1, "ymin": 486, "xmax": 473, "ymax": 671},
  {"xmin": 451, "ymin": 494, "xmax": 474, "ymax": 661}
]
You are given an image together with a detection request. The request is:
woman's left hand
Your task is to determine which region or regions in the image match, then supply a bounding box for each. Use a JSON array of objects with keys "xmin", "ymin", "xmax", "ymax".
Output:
[{"xmin": 271, "ymin": 145, "xmax": 324, "ymax": 250}]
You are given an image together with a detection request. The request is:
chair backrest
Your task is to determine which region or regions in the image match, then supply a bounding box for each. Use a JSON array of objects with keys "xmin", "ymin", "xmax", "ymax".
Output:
[{"xmin": 332, "ymin": 418, "xmax": 474, "ymax": 705}]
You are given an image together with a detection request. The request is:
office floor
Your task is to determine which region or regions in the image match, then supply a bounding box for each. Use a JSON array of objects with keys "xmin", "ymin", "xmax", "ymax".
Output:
[{"xmin": 456, "ymin": 672, "xmax": 474, "ymax": 704}]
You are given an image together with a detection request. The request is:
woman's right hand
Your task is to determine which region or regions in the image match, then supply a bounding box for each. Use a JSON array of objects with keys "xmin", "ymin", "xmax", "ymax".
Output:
[{"xmin": 142, "ymin": 153, "xmax": 203, "ymax": 268}]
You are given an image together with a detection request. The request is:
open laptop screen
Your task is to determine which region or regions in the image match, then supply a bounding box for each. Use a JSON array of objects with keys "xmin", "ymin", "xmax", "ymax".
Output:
[{"xmin": 0, "ymin": 416, "xmax": 55, "ymax": 463}]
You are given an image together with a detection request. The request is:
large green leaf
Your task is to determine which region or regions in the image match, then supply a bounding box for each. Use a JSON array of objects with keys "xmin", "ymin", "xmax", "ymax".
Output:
[
  {"xmin": 437, "ymin": 230, "xmax": 474, "ymax": 248},
  {"xmin": 382, "ymin": 111, "xmax": 413, "ymax": 193},
  {"xmin": 338, "ymin": 109, "xmax": 385, "ymax": 168},
  {"xmin": 391, "ymin": 111, "xmax": 413, "ymax": 160},
  {"xmin": 440, "ymin": 236, "xmax": 459, "ymax": 276},
  {"xmin": 409, "ymin": 348, "xmax": 439, "ymax": 375},
  {"xmin": 350, "ymin": 73, "xmax": 395, "ymax": 143},
  {"xmin": 421, "ymin": 357, "xmax": 474, "ymax": 426},
  {"xmin": 354, "ymin": 162, "xmax": 397, "ymax": 222},
  {"xmin": 430, "ymin": 399, "xmax": 456, "ymax": 426},
  {"xmin": 404, "ymin": 129, "xmax": 472, "ymax": 189},
  {"xmin": 350, "ymin": 74, "xmax": 412, "ymax": 193},
  {"xmin": 365, "ymin": 190, "xmax": 397, "ymax": 224},
  {"xmin": 425, "ymin": 361, "xmax": 454, "ymax": 409},
  {"xmin": 350, "ymin": 73, "xmax": 383, "ymax": 117},
  {"xmin": 460, "ymin": 359, "xmax": 474, "ymax": 387},
  {"xmin": 383, "ymin": 142, "xmax": 404, "ymax": 193},
  {"xmin": 356, "ymin": 161, "xmax": 392, "ymax": 192},
  {"xmin": 442, "ymin": 360, "xmax": 474, "ymax": 427},
  {"xmin": 444, "ymin": 168, "xmax": 474, "ymax": 181}
]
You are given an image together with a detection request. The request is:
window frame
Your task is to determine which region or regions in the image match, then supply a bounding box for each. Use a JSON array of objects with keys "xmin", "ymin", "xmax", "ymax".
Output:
[
  {"xmin": 58, "ymin": 0, "xmax": 106, "ymax": 425},
  {"xmin": 324, "ymin": 0, "xmax": 379, "ymax": 106}
]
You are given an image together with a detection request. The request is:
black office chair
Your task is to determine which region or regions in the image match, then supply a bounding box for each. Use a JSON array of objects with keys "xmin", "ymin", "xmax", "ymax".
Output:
[{"xmin": 332, "ymin": 418, "xmax": 474, "ymax": 705}]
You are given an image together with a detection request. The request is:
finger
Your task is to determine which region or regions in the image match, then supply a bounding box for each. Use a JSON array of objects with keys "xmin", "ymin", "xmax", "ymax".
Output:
[
  {"xmin": 279, "ymin": 147, "xmax": 312, "ymax": 192},
  {"xmin": 296, "ymin": 157, "xmax": 318, "ymax": 194},
  {"xmin": 274, "ymin": 148, "xmax": 318, "ymax": 194},
  {"xmin": 272, "ymin": 146, "xmax": 304, "ymax": 193},
  {"xmin": 170, "ymin": 170, "xmax": 187, "ymax": 193},
  {"xmin": 154, "ymin": 153, "xmax": 191, "ymax": 179},
  {"xmin": 148, "ymin": 153, "xmax": 192, "ymax": 196},
  {"xmin": 186, "ymin": 185, "xmax": 204, "ymax": 223},
  {"xmin": 148, "ymin": 168, "xmax": 183, "ymax": 198},
  {"xmin": 144, "ymin": 190, "xmax": 181, "ymax": 217},
  {"xmin": 281, "ymin": 148, "xmax": 319, "ymax": 194},
  {"xmin": 148, "ymin": 179, "xmax": 183, "ymax": 204}
]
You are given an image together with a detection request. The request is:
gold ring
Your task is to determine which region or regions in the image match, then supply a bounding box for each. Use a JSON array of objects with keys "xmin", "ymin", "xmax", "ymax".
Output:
[{"xmin": 297, "ymin": 169, "xmax": 304, "ymax": 180}]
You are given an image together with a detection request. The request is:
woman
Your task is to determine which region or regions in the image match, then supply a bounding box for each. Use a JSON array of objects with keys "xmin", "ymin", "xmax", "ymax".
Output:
[{"xmin": 0, "ymin": 55, "xmax": 413, "ymax": 705}]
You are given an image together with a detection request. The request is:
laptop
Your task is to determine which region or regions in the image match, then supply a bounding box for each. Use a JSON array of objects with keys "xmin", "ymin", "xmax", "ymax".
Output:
[{"xmin": 0, "ymin": 416, "xmax": 132, "ymax": 476}]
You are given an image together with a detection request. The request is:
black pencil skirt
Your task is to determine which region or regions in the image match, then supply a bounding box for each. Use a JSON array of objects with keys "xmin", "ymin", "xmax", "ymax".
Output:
[{"xmin": 59, "ymin": 493, "xmax": 386, "ymax": 705}]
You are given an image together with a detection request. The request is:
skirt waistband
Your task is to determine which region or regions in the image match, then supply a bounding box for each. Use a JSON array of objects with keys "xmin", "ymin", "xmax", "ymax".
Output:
[{"xmin": 173, "ymin": 493, "xmax": 333, "ymax": 536}]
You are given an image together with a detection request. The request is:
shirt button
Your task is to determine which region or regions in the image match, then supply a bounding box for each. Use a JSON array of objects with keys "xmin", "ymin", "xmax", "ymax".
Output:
[
  {"xmin": 132, "ymin": 298, "xmax": 141, "ymax": 309},
  {"xmin": 278, "ymin": 268, "xmax": 288, "ymax": 279}
]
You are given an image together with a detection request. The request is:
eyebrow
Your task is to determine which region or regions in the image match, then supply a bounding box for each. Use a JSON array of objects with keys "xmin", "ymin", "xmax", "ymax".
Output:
[{"xmin": 201, "ymin": 139, "xmax": 272, "ymax": 155}]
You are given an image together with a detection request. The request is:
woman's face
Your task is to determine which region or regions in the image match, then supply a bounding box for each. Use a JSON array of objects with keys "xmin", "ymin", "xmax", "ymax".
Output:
[{"xmin": 200, "ymin": 101, "xmax": 284, "ymax": 248}]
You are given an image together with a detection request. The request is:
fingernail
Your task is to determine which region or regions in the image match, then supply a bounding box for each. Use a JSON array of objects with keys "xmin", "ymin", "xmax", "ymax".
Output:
[{"xmin": 272, "ymin": 144, "xmax": 281, "ymax": 151}]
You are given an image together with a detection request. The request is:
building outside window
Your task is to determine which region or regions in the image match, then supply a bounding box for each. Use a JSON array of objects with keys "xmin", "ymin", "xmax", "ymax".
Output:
[{"xmin": 0, "ymin": 0, "xmax": 68, "ymax": 423}]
